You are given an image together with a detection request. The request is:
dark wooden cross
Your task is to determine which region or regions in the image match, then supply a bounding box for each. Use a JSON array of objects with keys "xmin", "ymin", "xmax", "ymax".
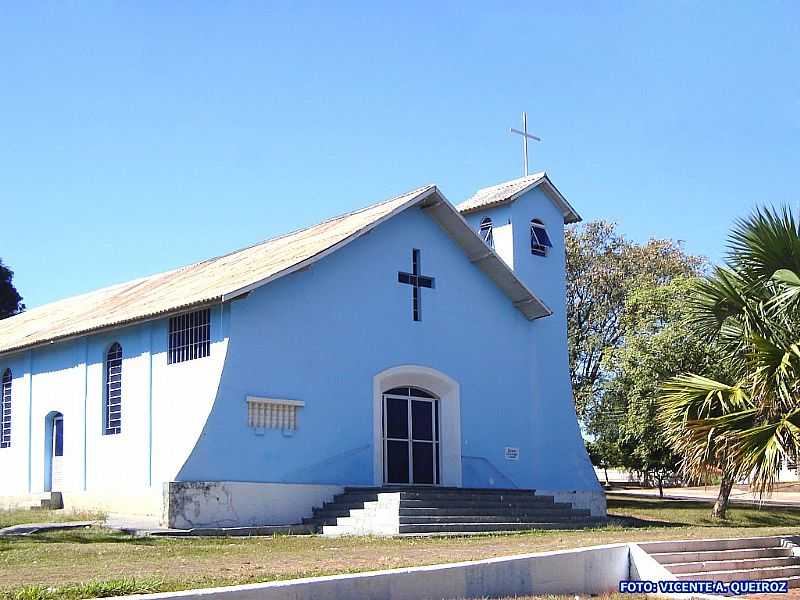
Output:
[{"xmin": 398, "ymin": 249, "xmax": 435, "ymax": 321}]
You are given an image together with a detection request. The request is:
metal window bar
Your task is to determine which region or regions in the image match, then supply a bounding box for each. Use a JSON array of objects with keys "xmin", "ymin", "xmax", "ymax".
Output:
[
  {"xmin": 168, "ymin": 309, "xmax": 211, "ymax": 364},
  {"xmin": 1, "ymin": 369, "xmax": 10, "ymax": 448},
  {"xmin": 105, "ymin": 344, "xmax": 122, "ymax": 434}
]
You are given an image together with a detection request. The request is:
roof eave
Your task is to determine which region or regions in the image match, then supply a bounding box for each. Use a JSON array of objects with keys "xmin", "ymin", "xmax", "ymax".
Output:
[
  {"xmin": 420, "ymin": 191, "xmax": 551, "ymax": 320},
  {"xmin": 221, "ymin": 185, "xmax": 441, "ymax": 303},
  {"xmin": 227, "ymin": 185, "xmax": 551, "ymax": 321}
]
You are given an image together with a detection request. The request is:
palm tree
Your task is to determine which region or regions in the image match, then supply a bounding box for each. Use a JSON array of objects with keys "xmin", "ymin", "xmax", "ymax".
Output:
[{"xmin": 658, "ymin": 206, "xmax": 800, "ymax": 519}]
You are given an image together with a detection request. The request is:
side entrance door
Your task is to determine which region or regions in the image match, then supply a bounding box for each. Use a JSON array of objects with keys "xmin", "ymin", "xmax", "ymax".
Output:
[{"xmin": 51, "ymin": 414, "xmax": 64, "ymax": 491}]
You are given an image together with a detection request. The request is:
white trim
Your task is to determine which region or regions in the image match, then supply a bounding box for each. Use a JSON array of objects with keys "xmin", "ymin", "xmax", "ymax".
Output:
[
  {"xmin": 245, "ymin": 396, "xmax": 305, "ymax": 407},
  {"xmin": 372, "ymin": 365, "xmax": 461, "ymax": 487}
]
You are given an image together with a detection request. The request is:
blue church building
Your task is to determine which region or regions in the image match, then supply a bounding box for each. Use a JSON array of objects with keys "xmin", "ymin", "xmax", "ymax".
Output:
[{"xmin": 0, "ymin": 173, "xmax": 604, "ymax": 528}]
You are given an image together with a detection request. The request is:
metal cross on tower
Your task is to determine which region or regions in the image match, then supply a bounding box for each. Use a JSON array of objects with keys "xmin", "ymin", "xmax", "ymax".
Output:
[{"xmin": 509, "ymin": 112, "xmax": 541, "ymax": 177}]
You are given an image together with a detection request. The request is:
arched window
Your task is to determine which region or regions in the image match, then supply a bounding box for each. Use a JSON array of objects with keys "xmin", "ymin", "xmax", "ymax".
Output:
[
  {"xmin": 478, "ymin": 217, "xmax": 494, "ymax": 249},
  {"xmin": 104, "ymin": 343, "xmax": 122, "ymax": 435},
  {"xmin": 530, "ymin": 219, "xmax": 552, "ymax": 256},
  {"xmin": 1, "ymin": 369, "xmax": 11, "ymax": 448}
]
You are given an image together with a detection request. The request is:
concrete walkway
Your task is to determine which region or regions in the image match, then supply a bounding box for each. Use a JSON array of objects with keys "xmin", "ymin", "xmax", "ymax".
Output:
[
  {"xmin": 0, "ymin": 520, "xmax": 95, "ymax": 536},
  {"xmin": 612, "ymin": 485, "xmax": 800, "ymax": 508}
]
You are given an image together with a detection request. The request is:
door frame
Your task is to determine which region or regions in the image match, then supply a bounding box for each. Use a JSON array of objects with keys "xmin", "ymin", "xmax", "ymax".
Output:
[
  {"xmin": 373, "ymin": 365, "xmax": 462, "ymax": 487},
  {"xmin": 382, "ymin": 389, "xmax": 440, "ymax": 485},
  {"xmin": 43, "ymin": 411, "xmax": 64, "ymax": 492}
]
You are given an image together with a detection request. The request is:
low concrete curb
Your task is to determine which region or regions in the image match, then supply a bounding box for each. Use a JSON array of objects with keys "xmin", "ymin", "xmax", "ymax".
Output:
[{"xmin": 125, "ymin": 543, "xmax": 633, "ymax": 600}]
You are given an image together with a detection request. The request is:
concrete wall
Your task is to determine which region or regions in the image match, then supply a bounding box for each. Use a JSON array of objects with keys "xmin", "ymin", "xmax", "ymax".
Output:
[
  {"xmin": 164, "ymin": 481, "xmax": 343, "ymax": 528},
  {"xmin": 125, "ymin": 543, "xmax": 631, "ymax": 600},
  {"xmin": 0, "ymin": 487, "xmax": 162, "ymax": 521}
]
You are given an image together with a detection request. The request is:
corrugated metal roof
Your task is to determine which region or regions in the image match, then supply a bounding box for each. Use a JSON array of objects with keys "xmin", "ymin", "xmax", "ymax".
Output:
[
  {"xmin": 456, "ymin": 172, "xmax": 581, "ymax": 224},
  {"xmin": 0, "ymin": 184, "xmax": 550, "ymax": 356}
]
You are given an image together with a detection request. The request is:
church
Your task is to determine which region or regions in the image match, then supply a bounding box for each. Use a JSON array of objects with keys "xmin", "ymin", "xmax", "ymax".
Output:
[{"xmin": 0, "ymin": 172, "xmax": 604, "ymax": 530}]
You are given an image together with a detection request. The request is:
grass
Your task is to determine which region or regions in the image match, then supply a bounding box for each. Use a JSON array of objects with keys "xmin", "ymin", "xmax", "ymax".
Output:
[
  {"xmin": 0, "ymin": 493, "xmax": 798, "ymax": 599},
  {"xmin": 0, "ymin": 509, "xmax": 104, "ymax": 530}
]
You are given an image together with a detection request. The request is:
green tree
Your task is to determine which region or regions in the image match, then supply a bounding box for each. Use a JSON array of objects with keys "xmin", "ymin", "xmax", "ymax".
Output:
[
  {"xmin": 0, "ymin": 259, "xmax": 23, "ymax": 319},
  {"xmin": 566, "ymin": 221, "xmax": 702, "ymax": 418},
  {"xmin": 591, "ymin": 277, "xmax": 726, "ymax": 496},
  {"xmin": 659, "ymin": 207, "xmax": 800, "ymax": 519}
]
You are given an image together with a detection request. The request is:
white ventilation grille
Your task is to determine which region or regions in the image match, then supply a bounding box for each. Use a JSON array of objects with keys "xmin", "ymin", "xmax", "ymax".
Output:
[{"xmin": 247, "ymin": 396, "xmax": 305, "ymax": 431}]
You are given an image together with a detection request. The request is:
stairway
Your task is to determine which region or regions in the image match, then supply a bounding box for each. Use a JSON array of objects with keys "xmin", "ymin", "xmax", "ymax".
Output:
[
  {"xmin": 304, "ymin": 486, "xmax": 601, "ymax": 536},
  {"xmin": 639, "ymin": 536, "xmax": 800, "ymax": 587}
]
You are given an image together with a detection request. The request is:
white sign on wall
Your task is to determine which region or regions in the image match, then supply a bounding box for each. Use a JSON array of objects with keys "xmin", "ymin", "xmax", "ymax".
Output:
[{"xmin": 504, "ymin": 447, "xmax": 520, "ymax": 461}]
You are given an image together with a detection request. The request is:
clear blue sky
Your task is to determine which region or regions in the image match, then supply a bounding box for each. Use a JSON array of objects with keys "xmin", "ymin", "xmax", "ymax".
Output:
[{"xmin": 2, "ymin": 2, "xmax": 798, "ymax": 308}]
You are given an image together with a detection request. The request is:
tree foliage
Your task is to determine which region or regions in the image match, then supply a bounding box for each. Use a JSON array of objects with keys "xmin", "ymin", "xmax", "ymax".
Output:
[
  {"xmin": 658, "ymin": 206, "xmax": 800, "ymax": 514},
  {"xmin": 566, "ymin": 221, "xmax": 703, "ymax": 418},
  {"xmin": 0, "ymin": 259, "xmax": 23, "ymax": 319},
  {"xmin": 589, "ymin": 277, "xmax": 726, "ymax": 494}
]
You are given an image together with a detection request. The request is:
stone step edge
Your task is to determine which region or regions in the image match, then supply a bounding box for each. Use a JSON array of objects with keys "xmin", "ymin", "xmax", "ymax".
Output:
[
  {"xmin": 667, "ymin": 557, "xmax": 800, "ymax": 574},
  {"xmin": 651, "ymin": 547, "xmax": 791, "ymax": 562},
  {"xmin": 677, "ymin": 564, "xmax": 800, "ymax": 578}
]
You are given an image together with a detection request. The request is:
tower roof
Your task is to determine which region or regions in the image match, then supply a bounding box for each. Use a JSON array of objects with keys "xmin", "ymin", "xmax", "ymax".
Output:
[{"xmin": 457, "ymin": 172, "xmax": 581, "ymax": 224}]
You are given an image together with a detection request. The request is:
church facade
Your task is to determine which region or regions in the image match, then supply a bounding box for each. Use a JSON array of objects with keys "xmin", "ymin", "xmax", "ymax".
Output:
[{"xmin": 0, "ymin": 174, "xmax": 604, "ymax": 527}]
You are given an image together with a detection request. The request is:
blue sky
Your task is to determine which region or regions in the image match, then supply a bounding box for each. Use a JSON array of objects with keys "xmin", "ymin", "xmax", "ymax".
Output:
[{"xmin": 2, "ymin": 2, "xmax": 798, "ymax": 308}]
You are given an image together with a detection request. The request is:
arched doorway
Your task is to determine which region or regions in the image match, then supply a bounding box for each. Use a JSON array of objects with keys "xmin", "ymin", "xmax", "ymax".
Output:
[
  {"xmin": 44, "ymin": 411, "xmax": 64, "ymax": 492},
  {"xmin": 373, "ymin": 365, "xmax": 462, "ymax": 487},
  {"xmin": 382, "ymin": 386, "xmax": 439, "ymax": 485}
]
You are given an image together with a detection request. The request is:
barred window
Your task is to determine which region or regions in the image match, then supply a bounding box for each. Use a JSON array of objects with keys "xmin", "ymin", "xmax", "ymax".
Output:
[
  {"xmin": 104, "ymin": 343, "xmax": 122, "ymax": 435},
  {"xmin": 1, "ymin": 369, "xmax": 11, "ymax": 448},
  {"xmin": 531, "ymin": 219, "xmax": 552, "ymax": 256},
  {"xmin": 168, "ymin": 309, "xmax": 211, "ymax": 364},
  {"xmin": 479, "ymin": 217, "xmax": 494, "ymax": 249}
]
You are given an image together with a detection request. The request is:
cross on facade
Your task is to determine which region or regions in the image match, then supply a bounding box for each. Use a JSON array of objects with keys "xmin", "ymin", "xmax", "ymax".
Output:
[
  {"xmin": 398, "ymin": 249, "xmax": 435, "ymax": 321},
  {"xmin": 509, "ymin": 111, "xmax": 541, "ymax": 177}
]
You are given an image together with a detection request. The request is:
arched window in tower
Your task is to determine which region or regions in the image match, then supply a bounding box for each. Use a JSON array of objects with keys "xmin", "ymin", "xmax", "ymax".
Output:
[
  {"xmin": 1, "ymin": 369, "xmax": 11, "ymax": 448},
  {"xmin": 530, "ymin": 219, "xmax": 552, "ymax": 256},
  {"xmin": 104, "ymin": 343, "xmax": 122, "ymax": 435},
  {"xmin": 479, "ymin": 217, "xmax": 494, "ymax": 249}
]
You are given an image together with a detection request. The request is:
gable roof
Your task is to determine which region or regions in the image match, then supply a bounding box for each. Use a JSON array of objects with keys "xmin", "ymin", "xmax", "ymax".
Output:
[
  {"xmin": 456, "ymin": 172, "xmax": 582, "ymax": 224},
  {"xmin": 0, "ymin": 186, "xmax": 550, "ymax": 356}
]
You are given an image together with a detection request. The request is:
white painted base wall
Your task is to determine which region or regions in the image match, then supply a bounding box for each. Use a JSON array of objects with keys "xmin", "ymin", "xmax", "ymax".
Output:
[
  {"xmin": 538, "ymin": 489, "xmax": 607, "ymax": 517},
  {"xmin": 164, "ymin": 481, "xmax": 344, "ymax": 528},
  {"xmin": 0, "ymin": 488, "xmax": 163, "ymax": 521}
]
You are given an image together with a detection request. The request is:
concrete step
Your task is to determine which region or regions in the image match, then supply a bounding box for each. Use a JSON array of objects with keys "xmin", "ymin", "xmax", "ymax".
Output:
[
  {"xmin": 678, "ymin": 564, "xmax": 800, "ymax": 583},
  {"xmin": 638, "ymin": 536, "xmax": 786, "ymax": 554},
  {"xmin": 398, "ymin": 514, "xmax": 591, "ymax": 524},
  {"xmin": 344, "ymin": 486, "xmax": 537, "ymax": 496},
  {"xmin": 334, "ymin": 492, "xmax": 553, "ymax": 505},
  {"xmin": 398, "ymin": 521, "xmax": 599, "ymax": 534},
  {"xmin": 667, "ymin": 556, "xmax": 800, "ymax": 574},
  {"xmin": 306, "ymin": 513, "xmax": 589, "ymax": 527},
  {"xmin": 398, "ymin": 506, "xmax": 587, "ymax": 517},
  {"xmin": 321, "ymin": 499, "xmax": 567, "ymax": 512},
  {"xmin": 764, "ymin": 575, "xmax": 800, "ymax": 589},
  {"xmin": 651, "ymin": 546, "xmax": 793, "ymax": 564}
]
